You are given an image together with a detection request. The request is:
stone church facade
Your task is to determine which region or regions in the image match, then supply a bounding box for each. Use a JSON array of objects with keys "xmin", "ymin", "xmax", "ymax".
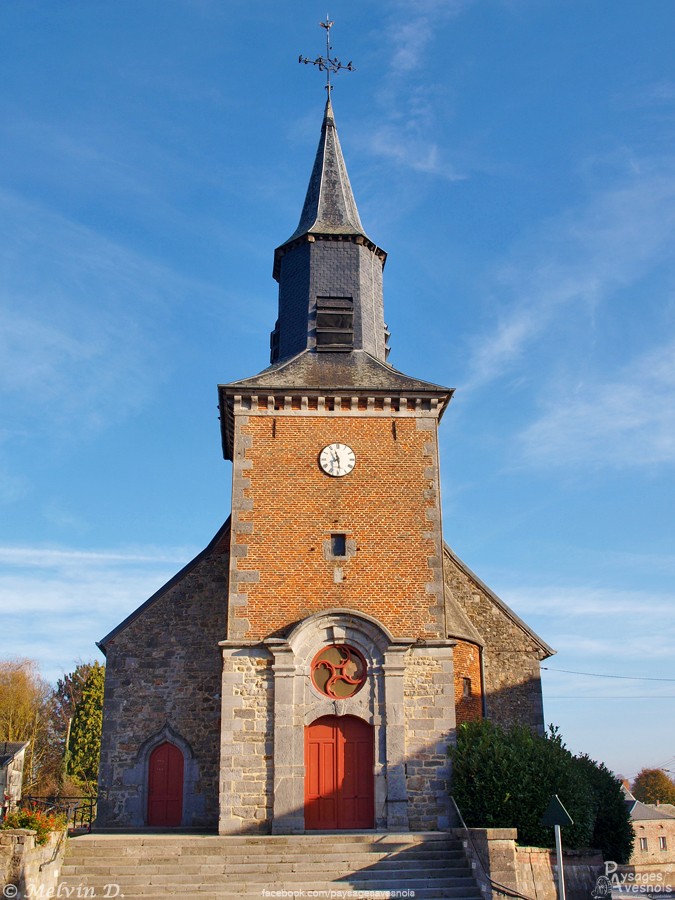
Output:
[{"xmin": 96, "ymin": 98, "xmax": 553, "ymax": 834}]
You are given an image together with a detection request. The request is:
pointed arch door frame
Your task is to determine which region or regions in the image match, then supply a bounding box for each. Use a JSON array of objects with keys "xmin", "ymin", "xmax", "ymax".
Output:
[{"xmin": 134, "ymin": 724, "xmax": 198, "ymax": 828}]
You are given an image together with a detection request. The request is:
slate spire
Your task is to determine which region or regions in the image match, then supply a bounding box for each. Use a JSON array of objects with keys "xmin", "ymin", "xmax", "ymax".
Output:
[
  {"xmin": 270, "ymin": 100, "xmax": 388, "ymax": 365},
  {"xmin": 283, "ymin": 97, "xmax": 367, "ymax": 244}
]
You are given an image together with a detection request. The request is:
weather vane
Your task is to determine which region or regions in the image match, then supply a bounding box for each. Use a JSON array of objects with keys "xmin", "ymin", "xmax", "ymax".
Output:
[{"xmin": 299, "ymin": 15, "xmax": 354, "ymax": 94}]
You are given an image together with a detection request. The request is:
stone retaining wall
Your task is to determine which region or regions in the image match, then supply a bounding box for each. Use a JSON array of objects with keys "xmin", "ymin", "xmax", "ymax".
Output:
[
  {"xmin": 455, "ymin": 827, "xmax": 603, "ymax": 900},
  {"xmin": 0, "ymin": 829, "xmax": 65, "ymax": 897}
]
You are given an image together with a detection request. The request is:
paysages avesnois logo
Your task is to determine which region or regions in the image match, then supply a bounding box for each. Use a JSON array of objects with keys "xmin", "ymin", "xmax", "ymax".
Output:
[{"xmin": 591, "ymin": 861, "xmax": 674, "ymax": 897}]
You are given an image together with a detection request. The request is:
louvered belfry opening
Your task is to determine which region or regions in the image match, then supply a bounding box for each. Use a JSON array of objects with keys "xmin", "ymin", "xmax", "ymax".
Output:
[{"xmin": 315, "ymin": 296, "xmax": 354, "ymax": 351}]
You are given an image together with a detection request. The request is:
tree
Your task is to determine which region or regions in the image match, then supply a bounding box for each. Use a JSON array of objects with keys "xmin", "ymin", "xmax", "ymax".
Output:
[
  {"xmin": 51, "ymin": 662, "xmax": 97, "ymax": 792},
  {"xmin": 450, "ymin": 720, "xmax": 633, "ymax": 863},
  {"xmin": 576, "ymin": 754, "xmax": 634, "ymax": 863},
  {"xmin": 66, "ymin": 662, "xmax": 105, "ymax": 794},
  {"xmin": 632, "ymin": 768, "xmax": 675, "ymax": 805},
  {"xmin": 0, "ymin": 659, "xmax": 52, "ymax": 793}
]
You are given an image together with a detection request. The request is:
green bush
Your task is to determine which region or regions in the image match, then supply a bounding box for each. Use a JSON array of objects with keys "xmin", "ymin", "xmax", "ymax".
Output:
[
  {"xmin": 1, "ymin": 805, "xmax": 67, "ymax": 845},
  {"xmin": 449, "ymin": 721, "xmax": 632, "ymax": 863}
]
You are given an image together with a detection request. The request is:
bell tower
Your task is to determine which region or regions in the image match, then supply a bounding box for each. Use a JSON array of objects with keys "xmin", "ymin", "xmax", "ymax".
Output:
[
  {"xmin": 95, "ymin": 22, "xmax": 552, "ymax": 838},
  {"xmin": 217, "ymin": 82, "xmax": 459, "ymax": 833}
]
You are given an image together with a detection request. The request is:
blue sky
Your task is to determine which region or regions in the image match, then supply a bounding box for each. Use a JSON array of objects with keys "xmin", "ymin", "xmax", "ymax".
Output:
[{"xmin": 1, "ymin": 0, "xmax": 674, "ymax": 783}]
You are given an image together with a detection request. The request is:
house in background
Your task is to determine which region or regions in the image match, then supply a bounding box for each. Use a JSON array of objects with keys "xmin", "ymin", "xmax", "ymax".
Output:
[
  {"xmin": 623, "ymin": 785, "xmax": 675, "ymax": 867},
  {"xmin": 0, "ymin": 743, "xmax": 28, "ymax": 818}
]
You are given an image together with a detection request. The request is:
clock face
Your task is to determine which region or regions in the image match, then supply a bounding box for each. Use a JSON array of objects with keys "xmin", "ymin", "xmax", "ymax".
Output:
[{"xmin": 319, "ymin": 443, "xmax": 356, "ymax": 477}]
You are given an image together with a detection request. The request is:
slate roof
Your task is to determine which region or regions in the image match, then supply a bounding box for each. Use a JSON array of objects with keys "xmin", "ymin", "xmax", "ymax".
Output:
[
  {"xmin": 280, "ymin": 97, "xmax": 370, "ymax": 246},
  {"xmin": 222, "ymin": 349, "xmax": 453, "ymax": 396},
  {"xmin": 628, "ymin": 799, "xmax": 675, "ymax": 821},
  {"xmin": 0, "ymin": 742, "xmax": 28, "ymax": 768}
]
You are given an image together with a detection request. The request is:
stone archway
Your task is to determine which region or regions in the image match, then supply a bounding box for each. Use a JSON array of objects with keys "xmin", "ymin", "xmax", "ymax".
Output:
[{"xmin": 263, "ymin": 608, "xmax": 413, "ymax": 833}]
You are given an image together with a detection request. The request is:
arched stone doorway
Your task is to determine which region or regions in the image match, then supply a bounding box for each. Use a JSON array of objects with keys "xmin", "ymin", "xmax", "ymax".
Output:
[{"xmin": 305, "ymin": 715, "xmax": 374, "ymax": 830}]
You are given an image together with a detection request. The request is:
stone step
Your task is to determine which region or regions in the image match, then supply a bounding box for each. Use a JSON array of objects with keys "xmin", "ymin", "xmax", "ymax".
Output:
[
  {"xmin": 59, "ymin": 883, "xmax": 481, "ymax": 899},
  {"xmin": 59, "ymin": 832, "xmax": 482, "ymax": 900},
  {"xmin": 70, "ymin": 835, "xmax": 461, "ymax": 854},
  {"xmin": 60, "ymin": 869, "xmax": 476, "ymax": 885},
  {"xmin": 62, "ymin": 856, "xmax": 468, "ymax": 875},
  {"xmin": 62, "ymin": 848, "xmax": 466, "ymax": 864},
  {"xmin": 77, "ymin": 891, "xmax": 480, "ymax": 900}
]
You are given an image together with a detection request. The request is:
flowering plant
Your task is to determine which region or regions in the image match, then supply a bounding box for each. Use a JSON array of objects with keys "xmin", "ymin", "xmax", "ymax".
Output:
[{"xmin": 1, "ymin": 805, "xmax": 67, "ymax": 845}]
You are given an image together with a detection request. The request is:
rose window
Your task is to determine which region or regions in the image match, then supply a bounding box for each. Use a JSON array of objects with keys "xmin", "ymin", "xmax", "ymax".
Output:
[{"xmin": 310, "ymin": 645, "xmax": 367, "ymax": 699}]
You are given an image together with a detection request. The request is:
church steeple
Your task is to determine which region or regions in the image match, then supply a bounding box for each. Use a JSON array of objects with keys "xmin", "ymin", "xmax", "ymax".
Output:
[
  {"xmin": 270, "ymin": 99, "xmax": 388, "ymax": 364},
  {"xmin": 279, "ymin": 98, "xmax": 368, "ymax": 246}
]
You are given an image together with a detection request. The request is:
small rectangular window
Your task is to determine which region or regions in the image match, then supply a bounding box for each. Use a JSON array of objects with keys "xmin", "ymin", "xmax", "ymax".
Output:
[
  {"xmin": 331, "ymin": 534, "xmax": 347, "ymax": 557},
  {"xmin": 639, "ymin": 837, "xmax": 648, "ymax": 851},
  {"xmin": 462, "ymin": 677, "xmax": 472, "ymax": 698},
  {"xmin": 659, "ymin": 836, "xmax": 667, "ymax": 851}
]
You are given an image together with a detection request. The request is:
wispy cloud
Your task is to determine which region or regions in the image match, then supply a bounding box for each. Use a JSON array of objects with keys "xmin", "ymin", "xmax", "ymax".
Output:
[
  {"xmin": 460, "ymin": 159, "xmax": 675, "ymax": 396},
  {"xmin": 503, "ymin": 584, "xmax": 675, "ymax": 618},
  {"xmin": 386, "ymin": 0, "xmax": 472, "ymax": 74},
  {"xmin": 0, "ymin": 542, "xmax": 198, "ymax": 682},
  {"xmin": 363, "ymin": 1, "xmax": 471, "ymax": 179},
  {"xmin": 0, "ymin": 188, "xmax": 229, "ymax": 444},
  {"xmin": 520, "ymin": 338, "xmax": 675, "ymax": 468}
]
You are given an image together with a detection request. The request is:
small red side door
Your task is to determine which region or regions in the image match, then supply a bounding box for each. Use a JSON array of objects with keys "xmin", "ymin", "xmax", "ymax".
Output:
[
  {"xmin": 147, "ymin": 741, "xmax": 184, "ymax": 826},
  {"xmin": 305, "ymin": 715, "xmax": 374, "ymax": 830}
]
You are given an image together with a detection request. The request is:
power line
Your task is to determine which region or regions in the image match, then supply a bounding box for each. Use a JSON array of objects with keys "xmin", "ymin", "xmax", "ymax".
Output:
[
  {"xmin": 541, "ymin": 666, "xmax": 675, "ymax": 683},
  {"xmin": 549, "ymin": 696, "xmax": 675, "ymax": 700}
]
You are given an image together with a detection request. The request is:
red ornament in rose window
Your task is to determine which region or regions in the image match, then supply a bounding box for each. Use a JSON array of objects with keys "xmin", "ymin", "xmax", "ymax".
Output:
[{"xmin": 311, "ymin": 645, "xmax": 367, "ymax": 699}]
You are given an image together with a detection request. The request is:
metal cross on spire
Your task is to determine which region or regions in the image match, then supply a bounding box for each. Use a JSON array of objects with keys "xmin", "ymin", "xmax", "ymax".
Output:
[{"xmin": 299, "ymin": 15, "xmax": 354, "ymax": 94}]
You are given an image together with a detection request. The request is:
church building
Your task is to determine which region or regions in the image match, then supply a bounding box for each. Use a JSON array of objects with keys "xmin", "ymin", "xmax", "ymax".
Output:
[{"xmin": 96, "ymin": 95, "xmax": 553, "ymax": 834}]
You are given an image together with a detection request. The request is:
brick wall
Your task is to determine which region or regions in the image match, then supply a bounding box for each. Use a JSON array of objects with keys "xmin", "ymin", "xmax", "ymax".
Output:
[
  {"xmin": 453, "ymin": 640, "xmax": 483, "ymax": 725},
  {"xmin": 230, "ymin": 412, "xmax": 444, "ymax": 641}
]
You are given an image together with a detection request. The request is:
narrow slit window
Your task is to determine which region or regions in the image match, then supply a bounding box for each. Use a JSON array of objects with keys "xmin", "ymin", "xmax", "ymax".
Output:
[
  {"xmin": 462, "ymin": 677, "xmax": 472, "ymax": 698},
  {"xmin": 331, "ymin": 534, "xmax": 347, "ymax": 557}
]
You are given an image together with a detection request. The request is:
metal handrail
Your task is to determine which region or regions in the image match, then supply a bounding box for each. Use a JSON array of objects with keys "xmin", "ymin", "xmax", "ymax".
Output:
[
  {"xmin": 23, "ymin": 794, "xmax": 97, "ymax": 831},
  {"xmin": 451, "ymin": 795, "xmax": 536, "ymax": 900}
]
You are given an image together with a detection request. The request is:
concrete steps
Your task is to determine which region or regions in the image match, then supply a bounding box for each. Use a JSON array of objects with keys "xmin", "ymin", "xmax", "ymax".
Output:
[{"xmin": 59, "ymin": 832, "xmax": 482, "ymax": 899}]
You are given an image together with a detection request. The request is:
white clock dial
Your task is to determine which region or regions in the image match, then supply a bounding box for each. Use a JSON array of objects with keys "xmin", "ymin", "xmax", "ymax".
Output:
[{"xmin": 319, "ymin": 443, "xmax": 356, "ymax": 477}]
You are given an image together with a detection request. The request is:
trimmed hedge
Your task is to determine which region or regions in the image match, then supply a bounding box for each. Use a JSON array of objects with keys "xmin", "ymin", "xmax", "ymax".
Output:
[{"xmin": 449, "ymin": 721, "xmax": 633, "ymax": 863}]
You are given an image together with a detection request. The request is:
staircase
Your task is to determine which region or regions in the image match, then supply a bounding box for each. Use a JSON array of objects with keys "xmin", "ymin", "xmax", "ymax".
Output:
[{"xmin": 59, "ymin": 832, "xmax": 482, "ymax": 899}]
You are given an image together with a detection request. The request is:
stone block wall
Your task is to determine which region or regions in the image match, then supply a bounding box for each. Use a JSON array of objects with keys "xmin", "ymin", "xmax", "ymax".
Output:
[
  {"xmin": 444, "ymin": 546, "xmax": 549, "ymax": 733},
  {"xmin": 456, "ymin": 828, "xmax": 602, "ymax": 900},
  {"xmin": 218, "ymin": 647, "xmax": 273, "ymax": 833},
  {"xmin": 97, "ymin": 524, "xmax": 230, "ymax": 829},
  {"xmin": 0, "ymin": 829, "xmax": 65, "ymax": 897},
  {"xmin": 403, "ymin": 647, "xmax": 455, "ymax": 831}
]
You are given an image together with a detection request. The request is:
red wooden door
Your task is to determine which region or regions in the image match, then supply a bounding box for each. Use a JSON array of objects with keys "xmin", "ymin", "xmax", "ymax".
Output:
[
  {"xmin": 147, "ymin": 742, "xmax": 184, "ymax": 826},
  {"xmin": 305, "ymin": 716, "xmax": 374, "ymax": 829}
]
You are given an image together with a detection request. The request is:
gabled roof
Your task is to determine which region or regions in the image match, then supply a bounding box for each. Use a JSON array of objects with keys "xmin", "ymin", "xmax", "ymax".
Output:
[
  {"xmin": 443, "ymin": 542, "xmax": 555, "ymax": 658},
  {"xmin": 97, "ymin": 518, "xmax": 230, "ymax": 651},
  {"xmin": 0, "ymin": 742, "xmax": 28, "ymax": 768},
  {"xmin": 627, "ymin": 799, "xmax": 675, "ymax": 821}
]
